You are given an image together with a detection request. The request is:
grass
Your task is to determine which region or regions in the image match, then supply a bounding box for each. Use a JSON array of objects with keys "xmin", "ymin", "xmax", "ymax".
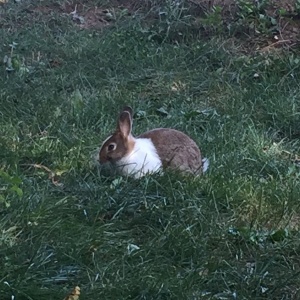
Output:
[{"xmin": 1, "ymin": 0, "xmax": 300, "ymax": 299}]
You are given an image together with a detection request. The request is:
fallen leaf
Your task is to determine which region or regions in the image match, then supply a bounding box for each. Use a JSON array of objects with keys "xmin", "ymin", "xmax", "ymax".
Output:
[
  {"xmin": 156, "ymin": 107, "xmax": 169, "ymax": 116},
  {"xmin": 64, "ymin": 286, "xmax": 80, "ymax": 300}
]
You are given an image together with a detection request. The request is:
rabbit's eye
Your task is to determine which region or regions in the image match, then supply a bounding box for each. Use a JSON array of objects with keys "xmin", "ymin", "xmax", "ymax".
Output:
[{"xmin": 108, "ymin": 143, "xmax": 116, "ymax": 151}]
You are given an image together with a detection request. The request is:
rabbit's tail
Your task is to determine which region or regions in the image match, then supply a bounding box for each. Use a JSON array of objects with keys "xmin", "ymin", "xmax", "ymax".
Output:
[{"xmin": 202, "ymin": 158, "xmax": 209, "ymax": 173}]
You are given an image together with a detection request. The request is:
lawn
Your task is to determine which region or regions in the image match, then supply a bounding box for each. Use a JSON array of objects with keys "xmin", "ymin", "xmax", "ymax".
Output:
[{"xmin": 1, "ymin": 0, "xmax": 300, "ymax": 299}]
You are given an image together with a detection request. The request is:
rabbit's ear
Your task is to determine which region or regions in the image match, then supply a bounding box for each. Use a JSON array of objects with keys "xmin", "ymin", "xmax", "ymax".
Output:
[
  {"xmin": 117, "ymin": 111, "xmax": 132, "ymax": 138},
  {"xmin": 122, "ymin": 106, "xmax": 133, "ymax": 120}
]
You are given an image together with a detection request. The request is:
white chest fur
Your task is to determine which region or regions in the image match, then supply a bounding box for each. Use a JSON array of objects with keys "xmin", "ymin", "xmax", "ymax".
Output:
[{"xmin": 116, "ymin": 138, "xmax": 162, "ymax": 178}]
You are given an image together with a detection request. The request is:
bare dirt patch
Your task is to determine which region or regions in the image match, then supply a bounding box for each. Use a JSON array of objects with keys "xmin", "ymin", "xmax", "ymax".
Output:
[
  {"xmin": 31, "ymin": 0, "xmax": 139, "ymax": 30},
  {"xmin": 3, "ymin": 0, "xmax": 300, "ymax": 52},
  {"xmin": 32, "ymin": 2, "xmax": 114, "ymax": 30},
  {"xmin": 190, "ymin": 0, "xmax": 299, "ymax": 49}
]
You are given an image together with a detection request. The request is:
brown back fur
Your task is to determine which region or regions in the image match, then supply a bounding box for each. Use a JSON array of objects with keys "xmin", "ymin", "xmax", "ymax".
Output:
[{"xmin": 138, "ymin": 128, "xmax": 202, "ymax": 174}]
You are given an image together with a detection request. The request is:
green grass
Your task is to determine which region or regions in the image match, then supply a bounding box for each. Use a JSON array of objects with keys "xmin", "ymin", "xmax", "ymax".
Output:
[{"xmin": 1, "ymin": 0, "xmax": 300, "ymax": 299}]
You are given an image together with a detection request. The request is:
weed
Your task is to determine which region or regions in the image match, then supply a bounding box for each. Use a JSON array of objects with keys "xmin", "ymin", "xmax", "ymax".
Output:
[
  {"xmin": 201, "ymin": 5, "xmax": 223, "ymax": 34},
  {"xmin": 229, "ymin": 0, "xmax": 278, "ymax": 35},
  {"xmin": 296, "ymin": 0, "xmax": 300, "ymax": 13},
  {"xmin": 0, "ymin": 170, "xmax": 23, "ymax": 208}
]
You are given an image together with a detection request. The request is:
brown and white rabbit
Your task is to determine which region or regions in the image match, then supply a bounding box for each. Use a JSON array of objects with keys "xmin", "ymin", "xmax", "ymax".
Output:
[{"xmin": 99, "ymin": 106, "xmax": 208, "ymax": 178}]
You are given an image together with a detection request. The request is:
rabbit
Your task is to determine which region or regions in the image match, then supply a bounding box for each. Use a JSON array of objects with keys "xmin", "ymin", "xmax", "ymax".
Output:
[{"xmin": 99, "ymin": 106, "xmax": 209, "ymax": 179}]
